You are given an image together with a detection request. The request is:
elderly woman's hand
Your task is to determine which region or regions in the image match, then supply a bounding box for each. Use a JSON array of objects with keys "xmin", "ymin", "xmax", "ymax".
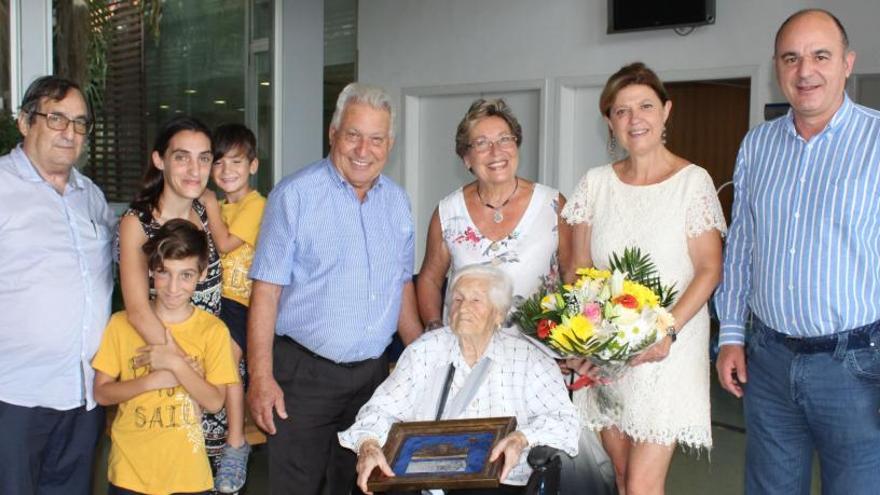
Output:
[
  {"xmin": 489, "ymin": 430, "xmax": 528, "ymax": 482},
  {"xmin": 356, "ymin": 438, "xmax": 394, "ymax": 494}
]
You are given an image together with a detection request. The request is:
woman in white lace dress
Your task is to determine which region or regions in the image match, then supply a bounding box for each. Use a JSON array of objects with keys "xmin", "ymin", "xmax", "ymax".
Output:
[{"xmin": 562, "ymin": 63, "xmax": 726, "ymax": 494}]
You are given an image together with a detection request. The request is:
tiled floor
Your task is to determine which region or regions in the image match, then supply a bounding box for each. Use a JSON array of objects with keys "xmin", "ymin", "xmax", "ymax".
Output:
[{"xmin": 93, "ymin": 371, "xmax": 822, "ymax": 494}]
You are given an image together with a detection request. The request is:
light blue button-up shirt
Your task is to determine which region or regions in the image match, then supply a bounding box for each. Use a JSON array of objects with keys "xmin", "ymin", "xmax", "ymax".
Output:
[
  {"xmin": 715, "ymin": 94, "xmax": 880, "ymax": 345},
  {"xmin": 250, "ymin": 158, "xmax": 414, "ymax": 363},
  {"xmin": 0, "ymin": 145, "xmax": 115, "ymax": 410}
]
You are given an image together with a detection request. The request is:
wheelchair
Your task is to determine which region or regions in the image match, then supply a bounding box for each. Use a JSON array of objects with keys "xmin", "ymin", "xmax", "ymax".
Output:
[{"xmin": 526, "ymin": 441, "xmax": 617, "ymax": 495}]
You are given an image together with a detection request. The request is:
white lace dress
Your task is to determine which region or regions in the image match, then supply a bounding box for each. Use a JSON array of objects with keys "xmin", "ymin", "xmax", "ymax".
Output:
[{"xmin": 561, "ymin": 164, "xmax": 726, "ymax": 450}]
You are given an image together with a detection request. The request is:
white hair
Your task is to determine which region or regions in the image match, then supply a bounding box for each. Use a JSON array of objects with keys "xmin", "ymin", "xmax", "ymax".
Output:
[
  {"xmin": 329, "ymin": 82, "xmax": 396, "ymax": 138},
  {"xmin": 449, "ymin": 264, "xmax": 514, "ymax": 316}
]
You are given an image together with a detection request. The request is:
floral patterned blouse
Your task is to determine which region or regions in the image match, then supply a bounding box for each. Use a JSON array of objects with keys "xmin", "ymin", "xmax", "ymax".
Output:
[{"xmin": 439, "ymin": 183, "xmax": 561, "ymax": 310}]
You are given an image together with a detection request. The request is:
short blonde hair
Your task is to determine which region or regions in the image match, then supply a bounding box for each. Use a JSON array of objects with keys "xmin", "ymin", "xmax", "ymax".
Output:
[{"xmin": 454, "ymin": 98, "xmax": 522, "ymax": 159}]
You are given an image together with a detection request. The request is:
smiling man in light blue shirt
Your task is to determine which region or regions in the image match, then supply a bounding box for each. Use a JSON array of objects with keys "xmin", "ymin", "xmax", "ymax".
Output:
[
  {"xmin": 247, "ymin": 83, "xmax": 423, "ymax": 495},
  {"xmin": 0, "ymin": 76, "xmax": 115, "ymax": 494}
]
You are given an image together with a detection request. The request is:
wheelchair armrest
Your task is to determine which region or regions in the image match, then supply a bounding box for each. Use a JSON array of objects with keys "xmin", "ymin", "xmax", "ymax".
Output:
[{"xmin": 527, "ymin": 445, "xmax": 563, "ymax": 471}]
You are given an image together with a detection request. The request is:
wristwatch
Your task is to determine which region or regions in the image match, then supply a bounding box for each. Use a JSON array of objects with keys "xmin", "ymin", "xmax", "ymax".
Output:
[{"xmin": 665, "ymin": 326, "xmax": 678, "ymax": 343}]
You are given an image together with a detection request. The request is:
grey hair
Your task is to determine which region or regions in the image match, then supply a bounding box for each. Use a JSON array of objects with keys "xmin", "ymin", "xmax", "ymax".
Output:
[
  {"xmin": 329, "ymin": 82, "xmax": 396, "ymax": 138},
  {"xmin": 449, "ymin": 264, "xmax": 514, "ymax": 316}
]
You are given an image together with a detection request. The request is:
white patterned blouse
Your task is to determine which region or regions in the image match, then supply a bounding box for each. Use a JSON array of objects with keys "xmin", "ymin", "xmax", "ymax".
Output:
[{"xmin": 338, "ymin": 327, "xmax": 580, "ymax": 486}]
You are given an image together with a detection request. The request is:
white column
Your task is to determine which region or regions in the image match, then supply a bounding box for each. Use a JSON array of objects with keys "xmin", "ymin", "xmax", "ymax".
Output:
[
  {"xmin": 275, "ymin": 0, "xmax": 324, "ymax": 180},
  {"xmin": 9, "ymin": 0, "xmax": 52, "ymax": 112}
]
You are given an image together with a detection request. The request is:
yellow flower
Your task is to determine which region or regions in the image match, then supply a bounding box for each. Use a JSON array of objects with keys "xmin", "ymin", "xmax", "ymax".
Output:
[
  {"xmin": 566, "ymin": 314, "xmax": 594, "ymax": 341},
  {"xmin": 622, "ymin": 281, "xmax": 659, "ymax": 309},
  {"xmin": 549, "ymin": 324, "xmax": 576, "ymax": 351},
  {"xmin": 576, "ymin": 267, "xmax": 612, "ymax": 280}
]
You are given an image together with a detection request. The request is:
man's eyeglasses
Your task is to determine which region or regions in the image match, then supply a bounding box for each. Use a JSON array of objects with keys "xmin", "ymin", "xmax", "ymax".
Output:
[
  {"xmin": 31, "ymin": 111, "xmax": 93, "ymax": 136},
  {"xmin": 467, "ymin": 134, "xmax": 518, "ymax": 153}
]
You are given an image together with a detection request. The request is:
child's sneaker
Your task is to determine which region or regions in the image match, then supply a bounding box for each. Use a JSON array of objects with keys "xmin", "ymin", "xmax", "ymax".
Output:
[{"xmin": 214, "ymin": 442, "xmax": 251, "ymax": 493}]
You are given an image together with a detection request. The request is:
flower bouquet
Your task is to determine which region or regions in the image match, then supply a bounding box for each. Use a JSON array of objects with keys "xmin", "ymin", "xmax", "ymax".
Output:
[{"xmin": 513, "ymin": 247, "xmax": 677, "ymax": 391}]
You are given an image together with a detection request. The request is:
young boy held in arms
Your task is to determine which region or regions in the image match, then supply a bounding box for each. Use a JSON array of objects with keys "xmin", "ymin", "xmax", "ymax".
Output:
[
  {"xmin": 93, "ymin": 219, "xmax": 239, "ymax": 495},
  {"xmin": 199, "ymin": 123, "xmax": 266, "ymax": 493}
]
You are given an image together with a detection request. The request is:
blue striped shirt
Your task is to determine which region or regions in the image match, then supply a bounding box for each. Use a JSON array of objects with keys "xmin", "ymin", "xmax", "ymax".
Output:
[
  {"xmin": 715, "ymin": 94, "xmax": 880, "ymax": 345},
  {"xmin": 249, "ymin": 158, "xmax": 414, "ymax": 362}
]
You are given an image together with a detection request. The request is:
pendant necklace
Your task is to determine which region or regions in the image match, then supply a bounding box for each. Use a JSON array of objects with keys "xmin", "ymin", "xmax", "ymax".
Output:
[{"xmin": 477, "ymin": 178, "xmax": 518, "ymax": 224}]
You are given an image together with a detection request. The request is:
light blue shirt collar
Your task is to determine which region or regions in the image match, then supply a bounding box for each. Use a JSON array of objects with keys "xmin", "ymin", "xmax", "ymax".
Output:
[{"xmin": 10, "ymin": 144, "xmax": 83, "ymax": 191}]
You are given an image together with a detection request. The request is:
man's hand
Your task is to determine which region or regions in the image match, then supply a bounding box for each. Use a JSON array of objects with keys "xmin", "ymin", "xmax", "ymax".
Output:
[
  {"xmin": 489, "ymin": 431, "xmax": 528, "ymax": 483},
  {"xmin": 356, "ymin": 439, "xmax": 394, "ymax": 494},
  {"xmin": 716, "ymin": 345, "xmax": 747, "ymax": 398},
  {"xmin": 247, "ymin": 373, "xmax": 288, "ymax": 435},
  {"xmin": 630, "ymin": 336, "xmax": 672, "ymax": 366}
]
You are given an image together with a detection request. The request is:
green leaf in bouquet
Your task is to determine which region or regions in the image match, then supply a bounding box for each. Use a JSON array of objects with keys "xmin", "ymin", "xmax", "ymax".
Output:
[
  {"xmin": 512, "ymin": 291, "xmax": 544, "ymax": 336},
  {"xmin": 607, "ymin": 247, "xmax": 678, "ymax": 308}
]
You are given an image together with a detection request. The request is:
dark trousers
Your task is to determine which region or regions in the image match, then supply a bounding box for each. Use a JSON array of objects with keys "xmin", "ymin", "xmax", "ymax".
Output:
[
  {"xmin": 268, "ymin": 336, "xmax": 388, "ymax": 495},
  {"xmin": 387, "ymin": 486, "xmax": 524, "ymax": 495},
  {"xmin": 0, "ymin": 401, "xmax": 104, "ymax": 495}
]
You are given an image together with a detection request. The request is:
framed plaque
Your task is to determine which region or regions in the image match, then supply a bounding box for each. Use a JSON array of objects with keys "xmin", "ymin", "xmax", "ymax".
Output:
[{"xmin": 367, "ymin": 416, "xmax": 517, "ymax": 492}]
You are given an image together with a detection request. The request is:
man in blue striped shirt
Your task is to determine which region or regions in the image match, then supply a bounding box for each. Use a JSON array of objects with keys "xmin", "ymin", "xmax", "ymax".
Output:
[
  {"xmin": 715, "ymin": 9, "xmax": 880, "ymax": 494},
  {"xmin": 246, "ymin": 83, "xmax": 423, "ymax": 495}
]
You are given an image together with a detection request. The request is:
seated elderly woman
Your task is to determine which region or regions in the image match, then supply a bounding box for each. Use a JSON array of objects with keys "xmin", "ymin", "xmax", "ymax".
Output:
[{"xmin": 338, "ymin": 264, "xmax": 579, "ymax": 495}]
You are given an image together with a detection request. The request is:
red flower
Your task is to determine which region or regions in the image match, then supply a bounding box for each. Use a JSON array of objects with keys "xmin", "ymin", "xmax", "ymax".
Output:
[
  {"xmin": 613, "ymin": 294, "xmax": 638, "ymax": 309},
  {"xmin": 536, "ymin": 319, "xmax": 556, "ymax": 339}
]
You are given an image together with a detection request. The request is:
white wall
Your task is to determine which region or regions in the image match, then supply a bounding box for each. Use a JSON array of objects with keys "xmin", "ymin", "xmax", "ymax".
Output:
[
  {"xmin": 358, "ymin": 0, "xmax": 880, "ymax": 264},
  {"xmin": 277, "ymin": 0, "xmax": 324, "ymax": 177}
]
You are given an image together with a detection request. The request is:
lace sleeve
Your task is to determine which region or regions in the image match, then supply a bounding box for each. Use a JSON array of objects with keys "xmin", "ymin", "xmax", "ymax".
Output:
[
  {"xmin": 561, "ymin": 172, "xmax": 594, "ymax": 225},
  {"xmin": 686, "ymin": 169, "xmax": 728, "ymax": 238}
]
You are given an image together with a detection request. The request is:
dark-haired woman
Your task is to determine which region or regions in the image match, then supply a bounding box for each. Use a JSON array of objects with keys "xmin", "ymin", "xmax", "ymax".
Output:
[
  {"xmin": 115, "ymin": 116, "xmax": 226, "ymax": 476},
  {"xmin": 563, "ymin": 62, "xmax": 725, "ymax": 494}
]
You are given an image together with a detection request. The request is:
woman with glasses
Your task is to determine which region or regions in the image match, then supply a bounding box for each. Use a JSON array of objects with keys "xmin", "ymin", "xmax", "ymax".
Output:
[{"xmin": 416, "ymin": 98, "xmax": 571, "ymax": 330}]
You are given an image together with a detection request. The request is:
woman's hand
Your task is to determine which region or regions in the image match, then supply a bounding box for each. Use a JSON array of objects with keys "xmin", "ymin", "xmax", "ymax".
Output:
[
  {"xmin": 629, "ymin": 335, "xmax": 672, "ymax": 366},
  {"xmin": 489, "ymin": 431, "xmax": 528, "ymax": 482},
  {"xmin": 135, "ymin": 328, "xmax": 187, "ymax": 372},
  {"xmin": 356, "ymin": 438, "xmax": 394, "ymax": 494}
]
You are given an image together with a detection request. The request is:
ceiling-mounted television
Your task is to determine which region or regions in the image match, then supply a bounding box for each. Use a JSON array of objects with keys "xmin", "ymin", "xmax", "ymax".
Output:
[{"xmin": 607, "ymin": 0, "xmax": 715, "ymax": 34}]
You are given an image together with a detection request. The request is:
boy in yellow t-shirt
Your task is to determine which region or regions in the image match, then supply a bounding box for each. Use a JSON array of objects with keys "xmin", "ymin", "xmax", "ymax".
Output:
[
  {"xmin": 93, "ymin": 219, "xmax": 239, "ymax": 495},
  {"xmin": 199, "ymin": 123, "xmax": 266, "ymax": 493}
]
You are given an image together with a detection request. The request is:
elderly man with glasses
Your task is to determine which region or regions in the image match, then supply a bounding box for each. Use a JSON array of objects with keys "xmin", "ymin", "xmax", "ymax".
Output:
[{"xmin": 0, "ymin": 75, "xmax": 115, "ymax": 494}]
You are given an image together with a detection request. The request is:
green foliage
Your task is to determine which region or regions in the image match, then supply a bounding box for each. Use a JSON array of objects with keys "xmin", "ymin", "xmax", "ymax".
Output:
[
  {"xmin": 607, "ymin": 247, "xmax": 678, "ymax": 308},
  {"xmin": 0, "ymin": 112, "xmax": 22, "ymax": 155},
  {"xmin": 511, "ymin": 280, "xmax": 567, "ymax": 337}
]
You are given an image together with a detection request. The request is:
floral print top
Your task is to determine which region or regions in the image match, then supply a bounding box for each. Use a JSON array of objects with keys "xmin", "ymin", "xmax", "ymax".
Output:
[{"xmin": 439, "ymin": 183, "xmax": 561, "ymax": 310}]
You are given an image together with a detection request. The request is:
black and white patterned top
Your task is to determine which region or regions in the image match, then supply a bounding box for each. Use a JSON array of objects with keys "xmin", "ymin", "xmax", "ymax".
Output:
[{"xmin": 118, "ymin": 200, "xmax": 223, "ymax": 316}]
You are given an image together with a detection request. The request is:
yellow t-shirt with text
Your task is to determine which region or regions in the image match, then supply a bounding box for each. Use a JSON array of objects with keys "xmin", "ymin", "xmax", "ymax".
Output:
[
  {"xmin": 219, "ymin": 190, "xmax": 266, "ymax": 306},
  {"xmin": 92, "ymin": 309, "xmax": 239, "ymax": 495}
]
